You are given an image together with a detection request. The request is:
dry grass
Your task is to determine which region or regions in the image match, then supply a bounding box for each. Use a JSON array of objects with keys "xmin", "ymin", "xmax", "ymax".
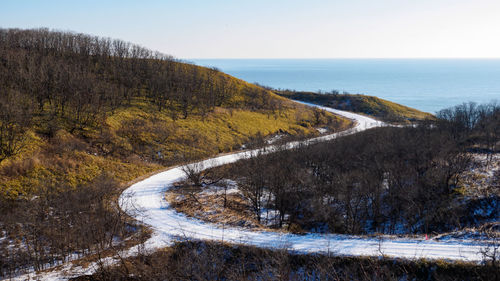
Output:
[
  {"xmin": 166, "ymin": 185, "xmax": 268, "ymax": 230},
  {"xmin": 277, "ymin": 90, "xmax": 434, "ymax": 123},
  {"xmin": 457, "ymin": 153, "xmax": 500, "ymax": 197}
]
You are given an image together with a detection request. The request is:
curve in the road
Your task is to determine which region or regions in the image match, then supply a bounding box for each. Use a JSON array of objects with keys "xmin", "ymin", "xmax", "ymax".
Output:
[{"xmin": 120, "ymin": 102, "xmax": 488, "ymax": 262}]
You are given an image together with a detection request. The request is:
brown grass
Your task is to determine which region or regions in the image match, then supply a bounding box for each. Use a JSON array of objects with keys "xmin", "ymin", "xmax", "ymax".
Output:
[{"xmin": 166, "ymin": 186, "xmax": 268, "ymax": 230}]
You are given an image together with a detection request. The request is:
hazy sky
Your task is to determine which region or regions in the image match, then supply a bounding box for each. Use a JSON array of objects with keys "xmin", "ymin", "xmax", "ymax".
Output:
[{"xmin": 2, "ymin": 0, "xmax": 500, "ymax": 59}]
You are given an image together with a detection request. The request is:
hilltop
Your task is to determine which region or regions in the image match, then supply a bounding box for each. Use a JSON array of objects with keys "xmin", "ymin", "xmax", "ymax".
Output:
[{"xmin": 276, "ymin": 90, "xmax": 434, "ymax": 122}]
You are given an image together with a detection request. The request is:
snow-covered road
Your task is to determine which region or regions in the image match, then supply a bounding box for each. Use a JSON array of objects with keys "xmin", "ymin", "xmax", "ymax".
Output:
[{"xmin": 120, "ymin": 102, "xmax": 491, "ymax": 262}]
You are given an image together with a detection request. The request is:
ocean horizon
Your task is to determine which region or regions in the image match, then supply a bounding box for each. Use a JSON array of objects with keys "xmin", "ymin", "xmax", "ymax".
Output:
[{"xmin": 190, "ymin": 59, "xmax": 500, "ymax": 114}]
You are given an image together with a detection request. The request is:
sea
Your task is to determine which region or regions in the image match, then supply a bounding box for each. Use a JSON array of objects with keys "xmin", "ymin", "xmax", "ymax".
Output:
[{"xmin": 189, "ymin": 59, "xmax": 500, "ymax": 114}]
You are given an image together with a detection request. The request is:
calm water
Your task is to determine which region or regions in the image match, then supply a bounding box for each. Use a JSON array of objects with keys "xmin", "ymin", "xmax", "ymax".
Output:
[{"xmin": 190, "ymin": 59, "xmax": 500, "ymax": 113}]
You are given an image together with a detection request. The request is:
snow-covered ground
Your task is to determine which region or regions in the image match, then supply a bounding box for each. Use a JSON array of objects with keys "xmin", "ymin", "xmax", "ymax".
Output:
[{"xmin": 11, "ymin": 102, "xmax": 495, "ymax": 280}]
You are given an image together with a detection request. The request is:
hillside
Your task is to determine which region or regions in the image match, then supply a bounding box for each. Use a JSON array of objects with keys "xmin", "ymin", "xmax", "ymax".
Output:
[
  {"xmin": 277, "ymin": 90, "xmax": 434, "ymax": 122},
  {"xmin": 0, "ymin": 28, "xmax": 352, "ymax": 199}
]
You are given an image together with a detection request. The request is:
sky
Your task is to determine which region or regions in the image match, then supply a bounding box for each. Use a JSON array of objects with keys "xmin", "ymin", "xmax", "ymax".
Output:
[{"xmin": 1, "ymin": 0, "xmax": 500, "ymax": 59}]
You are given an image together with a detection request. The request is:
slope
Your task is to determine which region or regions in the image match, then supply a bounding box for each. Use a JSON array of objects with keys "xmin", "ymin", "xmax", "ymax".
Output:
[
  {"xmin": 0, "ymin": 28, "xmax": 351, "ymax": 199},
  {"xmin": 277, "ymin": 90, "xmax": 434, "ymax": 122}
]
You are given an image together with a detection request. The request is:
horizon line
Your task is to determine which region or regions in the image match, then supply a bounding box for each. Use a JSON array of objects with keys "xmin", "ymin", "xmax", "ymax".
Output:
[{"xmin": 185, "ymin": 57, "xmax": 500, "ymax": 60}]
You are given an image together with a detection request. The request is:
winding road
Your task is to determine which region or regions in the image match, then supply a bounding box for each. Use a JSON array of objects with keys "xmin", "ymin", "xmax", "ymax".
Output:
[{"xmin": 120, "ymin": 102, "xmax": 491, "ymax": 262}]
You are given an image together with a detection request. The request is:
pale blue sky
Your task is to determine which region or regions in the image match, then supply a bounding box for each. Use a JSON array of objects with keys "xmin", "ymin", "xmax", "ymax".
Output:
[{"xmin": 1, "ymin": 0, "xmax": 500, "ymax": 58}]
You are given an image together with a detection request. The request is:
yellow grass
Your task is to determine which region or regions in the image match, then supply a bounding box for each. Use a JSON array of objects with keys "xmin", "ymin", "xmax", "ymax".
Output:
[{"xmin": 1, "ymin": 96, "xmax": 351, "ymax": 199}]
